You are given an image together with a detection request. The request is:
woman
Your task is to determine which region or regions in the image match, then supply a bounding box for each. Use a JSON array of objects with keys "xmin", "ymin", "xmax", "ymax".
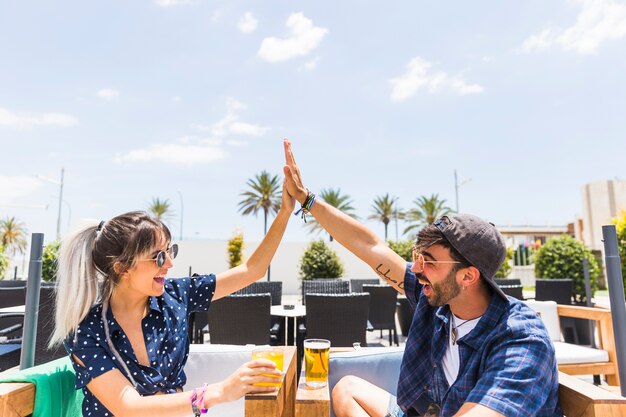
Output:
[{"xmin": 48, "ymin": 184, "xmax": 294, "ymax": 417}]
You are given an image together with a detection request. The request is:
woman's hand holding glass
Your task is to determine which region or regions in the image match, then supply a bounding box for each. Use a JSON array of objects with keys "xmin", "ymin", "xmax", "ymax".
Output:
[{"xmin": 214, "ymin": 359, "xmax": 283, "ymax": 404}]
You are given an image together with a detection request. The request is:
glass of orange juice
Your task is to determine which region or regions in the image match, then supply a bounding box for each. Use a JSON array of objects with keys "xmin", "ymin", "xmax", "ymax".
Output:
[{"xmin": 251, "ymin": 347, "xmax": 284, "ymax": 387}]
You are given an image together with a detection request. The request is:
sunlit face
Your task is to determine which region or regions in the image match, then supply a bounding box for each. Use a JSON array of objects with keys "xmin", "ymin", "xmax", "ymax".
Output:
[
  {"xmin": 411, "ymin": 244, "xmax": 463, "ymax": 307},
  {"xmin": 124, "ymin": 235, "xmax": 175, "ymax": 297}
]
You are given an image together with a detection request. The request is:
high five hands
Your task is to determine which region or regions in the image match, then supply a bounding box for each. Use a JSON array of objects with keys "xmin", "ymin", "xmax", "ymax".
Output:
[{"xmin": 283, "ymin": 138, "xmax": 308, "ymax": 204}]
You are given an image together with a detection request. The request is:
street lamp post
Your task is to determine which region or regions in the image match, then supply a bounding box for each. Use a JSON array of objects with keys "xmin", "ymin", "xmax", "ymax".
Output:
[
  {"xmin": 37, "ymin": 167, "xmax": 64, "ymax": 240},
  {"xmin": 393, "ymin": 196, "xmax": 399, "ymax": 241},
  {"xmin": 176, "ymin": 190, "xmax": 184, "ymax": 241},
  {"xmin": 454, "ymin": 169, "xmax": 471, "ymax": 213}
]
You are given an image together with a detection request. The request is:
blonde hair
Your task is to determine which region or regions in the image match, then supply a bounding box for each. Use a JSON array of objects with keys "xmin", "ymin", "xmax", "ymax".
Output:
[{"xmin": 49, "ymin": 211, "xmax": 171, "ymax": 347}]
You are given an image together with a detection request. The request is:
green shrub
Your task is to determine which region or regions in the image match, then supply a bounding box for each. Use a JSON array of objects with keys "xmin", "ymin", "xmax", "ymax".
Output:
[
  {"xmin": 534, "ymin": 235, "xmax": 599, "ymax": 304},
  {"xmin": 227, "ymin": 232, "xmax": 245, "ymax": 268},
  {"xmin": 299, "ymin": 240, "xmax": 344, "ymax": 280},
  {"xmin": 387, "ymin": 239, "xmax": 413, "ymax": 262},
  {"xmin": 495, "ymin": 247, "xmax": 513, "ymax": 278},
  {"xmin": 42, "ymin": 240, "xmax": 61, "ymax": 282},
  {"xmin": 613, "ymin": 211, "xmax": 626, "ymax": 296}
]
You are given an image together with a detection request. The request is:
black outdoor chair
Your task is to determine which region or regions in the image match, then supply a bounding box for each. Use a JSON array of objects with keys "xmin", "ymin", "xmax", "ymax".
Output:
[
  {"xmin": 0, "ymin": 286, "xmax": 26, "ymax": 371},
  {"xmin": 499, "ymin": 284, "xmax": 525, "ymax": 300},
  {"xmin": 301, "ymin": 279, "xmax": 349, "ymax": 305},
  {"xmin": 202, "ymin": 294, "xmax": 279, "ymax": 345},
  {"xmin": 234, "ymin": 281, "xmax": 283, "ymax": 306},
  {"xmin": 34, "ymin": 285, "xmax": 66, "ymax": 365},
  {"xmin": 298, "ymin": 293, "xmax": 372, "ymax": 348},
  {"xmin": 349, "ymin": 279, "xmax": 379, "ymax": 293},
  {"xmin": 0, "ymin": 280, "xmax": 28, "ymax": 288},
  {"xmin": 535, "ymin": 279, "xmax": 573, "ymax": 305},
  {"xmin": 494, "ymin": 278, "xmax": 522, "ymax": 287},
  {"xmin": 363, "ymin": 285, "xmax": 399, "ymax": 346},
  {"xmin": 0, "ymin": 287, "xmax": 26, "ymax": 309}
]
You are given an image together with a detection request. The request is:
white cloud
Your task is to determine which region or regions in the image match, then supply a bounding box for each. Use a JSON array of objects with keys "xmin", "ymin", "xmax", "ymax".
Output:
[
  {"xmin": 96, "ymin": 88, "xmax": 120, "ymax": 100},
  {"xmin": 258, "ymin": 13, "xmax": 328, "ymax": 63},
  {"xmin": 172, "ymin": 96, "xmax": 182, "ymax": 102},
  {"xmin": 192, "ymin": 97, "xmax": 270, "ymax": 137},
  {"xmin": 521, "ymin": 0, "xmax": 626, "ymax": 54},
  {"xmin": 227, "ymin": 140, "xmax": 249, "ymax": 147},
  {"xmin": 389, "ymin": 57, "xmax": 483, "ymax": 101},
  {"xmin": 114, "ymin": 138, "xmax": 226, "ymax": 165},
  {"xmin": 238, "ymin": 12, "xmax": 258, "ymax": 34},
  {"xmin": 0, "ymin": 176, "xmax": 43, "ymax": 202},
  {"xmin": 155, "ymin": 0, "xmax": 193, "ymax": 7},
  {"xmin": 301, "ymin": 57, "xmax": 319, "ymax": 71},
  {"xmin": 0, "ymin": 106, "xmax": 78, "ymax": 128}
]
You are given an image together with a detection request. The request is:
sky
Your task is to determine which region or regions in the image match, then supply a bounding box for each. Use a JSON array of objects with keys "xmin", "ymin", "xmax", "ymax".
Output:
[{"xmin": 1, "ymin": 0, "xmax": 626, "ymax": 248}]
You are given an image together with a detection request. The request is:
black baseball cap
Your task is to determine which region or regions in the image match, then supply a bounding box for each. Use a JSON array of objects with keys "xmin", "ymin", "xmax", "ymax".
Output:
[{"xmin": 433, "ymin": 214, "xmax": 508, "ymax": 300}]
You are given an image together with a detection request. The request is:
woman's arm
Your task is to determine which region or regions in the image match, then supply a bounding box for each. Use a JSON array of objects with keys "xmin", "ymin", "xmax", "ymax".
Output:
[
  {"xmin": 83, "ymin": 356, "xmax": 281, "ymax": 417},
  {"xmin": 213, "ymin": 182, "xmax": 294, "ymax": 300}
]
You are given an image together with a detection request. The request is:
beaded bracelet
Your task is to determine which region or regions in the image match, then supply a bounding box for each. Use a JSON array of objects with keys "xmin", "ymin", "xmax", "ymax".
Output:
[
  {"xmin": 190, "ymin": 384, "xmax": 208, "ymax": 416},
  {"xmin": 294, "ymin": 190, "xmax": 316, "ymax": 222}
]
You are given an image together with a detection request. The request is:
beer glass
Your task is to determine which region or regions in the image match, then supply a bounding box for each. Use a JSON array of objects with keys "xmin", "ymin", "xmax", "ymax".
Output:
[
  {"xmin": 304, "ymin": 339, "xmax": 330, "ymax": 388},
  {"xmin": 251, "ymin": 347, "xmax": 284, "ymax": 387}
]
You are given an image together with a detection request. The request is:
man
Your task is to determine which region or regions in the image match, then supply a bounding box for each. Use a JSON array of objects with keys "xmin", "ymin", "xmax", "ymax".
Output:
[{"xmin": 282, "ymin": 139, "xmax": 562, "ymax": 417}]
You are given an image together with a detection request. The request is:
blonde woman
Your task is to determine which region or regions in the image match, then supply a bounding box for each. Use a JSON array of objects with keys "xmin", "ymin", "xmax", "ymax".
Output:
[{"xmin": 49, "ymin": 186, "xmax": 294, "ymax": 417}]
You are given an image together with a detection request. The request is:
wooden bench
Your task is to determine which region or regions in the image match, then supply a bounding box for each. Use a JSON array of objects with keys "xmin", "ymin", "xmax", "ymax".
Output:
[
  {"xmin": 0, "ymin": 346, "xmax": 296, "ymax": 417},
  {"xmin": 557, "ymin": 305, "xmax": 619, "ymax": 386}
]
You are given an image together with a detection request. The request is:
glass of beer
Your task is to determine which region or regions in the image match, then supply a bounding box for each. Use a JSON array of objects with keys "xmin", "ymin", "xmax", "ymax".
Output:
[
  {"xmin": 304, "ymin": 339, "xmax": 330, "ymax": 388},
  {"xmin": 251, "ymin": 347, "xmax": 284, "ymax": 387}
]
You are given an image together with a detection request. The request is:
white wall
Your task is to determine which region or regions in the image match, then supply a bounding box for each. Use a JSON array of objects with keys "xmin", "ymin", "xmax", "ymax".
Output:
[
  {"xmin": 581, "ymin": 179, "xmax": 626, "ymax": 251},
  {"xmin": 168, "ymin": 240, "xmax": 382, "ymax": 296}
]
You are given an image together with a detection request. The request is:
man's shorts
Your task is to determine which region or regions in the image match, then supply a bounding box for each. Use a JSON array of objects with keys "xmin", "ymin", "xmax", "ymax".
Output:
[{"xmin": 386, "ymin": 394, "xmax": 405, "ymax": 417}]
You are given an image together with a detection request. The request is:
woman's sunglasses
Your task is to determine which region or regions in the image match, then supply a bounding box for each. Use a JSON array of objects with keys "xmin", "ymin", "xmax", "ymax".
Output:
[{"xmin": 138, "ymin": 244, "xmax": 179, "ymax": 268}]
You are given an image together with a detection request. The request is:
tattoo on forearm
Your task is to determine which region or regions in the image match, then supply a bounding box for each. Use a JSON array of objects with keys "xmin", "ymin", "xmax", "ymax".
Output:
[{"xmin": 375, "ymin": 263, "xmax": 403, "ymax": 289}]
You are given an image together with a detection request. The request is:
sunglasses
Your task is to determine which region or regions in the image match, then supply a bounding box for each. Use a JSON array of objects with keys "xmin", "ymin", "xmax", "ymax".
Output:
[
  {"xmin": 411, "ymin": 248, "xmax": 460, "ymax": 273},
  {"xmin": 138, "ymin": 244, "xmax": 179, "ymax": 268}
]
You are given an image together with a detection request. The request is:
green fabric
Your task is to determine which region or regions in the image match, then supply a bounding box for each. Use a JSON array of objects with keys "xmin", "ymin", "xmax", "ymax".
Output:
[{"xmin": 0, "ymin": 356, "xmax": 83, "ymax": 417}]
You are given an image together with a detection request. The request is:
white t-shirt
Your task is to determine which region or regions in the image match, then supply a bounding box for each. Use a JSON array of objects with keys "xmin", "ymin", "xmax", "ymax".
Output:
[{"xmin": 442, "ymin": 314, "xmax": 482, "ymax": 386}]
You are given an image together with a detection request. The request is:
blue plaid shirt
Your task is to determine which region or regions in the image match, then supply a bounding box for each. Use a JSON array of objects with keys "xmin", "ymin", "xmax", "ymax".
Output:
[{"xmin": 397, "ymin": 264, "xmax": 563, "ymax": 416}]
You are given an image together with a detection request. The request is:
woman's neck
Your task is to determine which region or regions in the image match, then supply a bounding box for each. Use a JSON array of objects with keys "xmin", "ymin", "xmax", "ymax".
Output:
[{"xmin": 109, "ymin": 288, "xmax": 149, "ymax": 321}]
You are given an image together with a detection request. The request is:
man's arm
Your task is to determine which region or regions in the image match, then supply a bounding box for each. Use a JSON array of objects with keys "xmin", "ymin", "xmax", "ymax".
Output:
[
  {"xmin": 283, "ymin": 139, "xmax": 407, "ymax": 293},
  {"xmin": 453, "ymin": 403, "xmax": 506, "ymax": 417}
]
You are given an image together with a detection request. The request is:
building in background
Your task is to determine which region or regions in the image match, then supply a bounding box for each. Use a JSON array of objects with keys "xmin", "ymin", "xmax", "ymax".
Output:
[{"xmin": 577, "ymin": 179, "xmax": 626, "ymax": 252}]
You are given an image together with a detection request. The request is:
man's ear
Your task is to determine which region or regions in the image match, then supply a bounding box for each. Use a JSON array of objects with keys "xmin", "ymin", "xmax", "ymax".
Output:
[{"xmin": 460, "ymin": 266, "xmax": 480, "ymax": 285}]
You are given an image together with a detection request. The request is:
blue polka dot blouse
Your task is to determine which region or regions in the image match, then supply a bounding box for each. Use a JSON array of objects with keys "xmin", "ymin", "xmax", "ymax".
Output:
[{"xmin": 63, "ymin": 274, "xmax": 216, "ymax": 417}]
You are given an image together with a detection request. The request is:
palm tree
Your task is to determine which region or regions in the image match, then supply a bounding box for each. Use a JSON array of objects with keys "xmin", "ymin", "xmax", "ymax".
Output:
[
  {"xmin": 307, "ymin": 188, "xmax": 358, "ymax": 242},
  {"xmin": 368, "ymin": 194, "xmax": 401, "ymax": 240},
  {"xmin": 403, "ymin": 194, "xmax": 452, "ymax": 236},
  {"xmin": 238, "ymin": 171, "xmax": 282, "ymax": 235},
  {"xmin": 147, "ymin": 197, "xmax": 174, "ymax": 223},
  {"xmin": 238, "ymin": 171, "xmax": 281, "ymax": 281},
  {"xmin": 0, "ymin": 216, "xmax": 28, "ymax": 256}
]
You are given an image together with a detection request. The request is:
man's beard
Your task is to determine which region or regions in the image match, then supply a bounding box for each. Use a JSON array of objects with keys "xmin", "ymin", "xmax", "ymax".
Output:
[{"xmin": 425, "ymin": 268, "xmax": 462, "ymax": 307}]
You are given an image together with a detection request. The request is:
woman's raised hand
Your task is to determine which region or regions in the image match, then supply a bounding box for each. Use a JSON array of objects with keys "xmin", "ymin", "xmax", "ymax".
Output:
[
  {"xmin": 283, "ymin": 138, "xmax": 308, "ymax": 204},
  {"xmin": 281, "ymin": 181, "xmax": 296, "ymax": 213},
  {"xmin": 213, "ymin": 359, "xmax": 283, "ymax": 404}
]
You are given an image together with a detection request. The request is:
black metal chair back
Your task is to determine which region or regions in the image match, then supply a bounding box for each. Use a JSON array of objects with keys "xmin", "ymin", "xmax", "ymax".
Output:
[
  {"xmin": 535, "ymin": 279, "xmax": 573, "ymax": 305},
  {"xmin": 499, "ymin": 284, "xmax": 525, "ymax": 300},
  {"xmin": 234, "ymin": 281, "xmax": 282, "ymax": 306},
  {"xmin": 362, "ymin": 285, "xmax": 399, "ymax": 345},
  {"xmin": 0, "ymin": 287, "xmax": 26, "ymax": 309},
  {"xmin": 0, "ymin": 280, "xmax": 27, "ymax": 288},
  {"xmin": 205, "ymin": 294, "xmax": 274, "ymax": 345},
  {"xmin": 494, "ymin": 278, "xmax": 522, "ymax": 287},
  {"xmin": 349, "ymin": 279, "xmax": 379, "ymax": 293},
  {"xmin": 301, "ymin": 279, "xmax": 349, "ymax": 305},
  {"xmin": 302, "ymin": 293, "xmax": 370, "ymax": 347},
  {"xmin": 34, "ymin": 285, "xmax": 66, "ymax": 365}
]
